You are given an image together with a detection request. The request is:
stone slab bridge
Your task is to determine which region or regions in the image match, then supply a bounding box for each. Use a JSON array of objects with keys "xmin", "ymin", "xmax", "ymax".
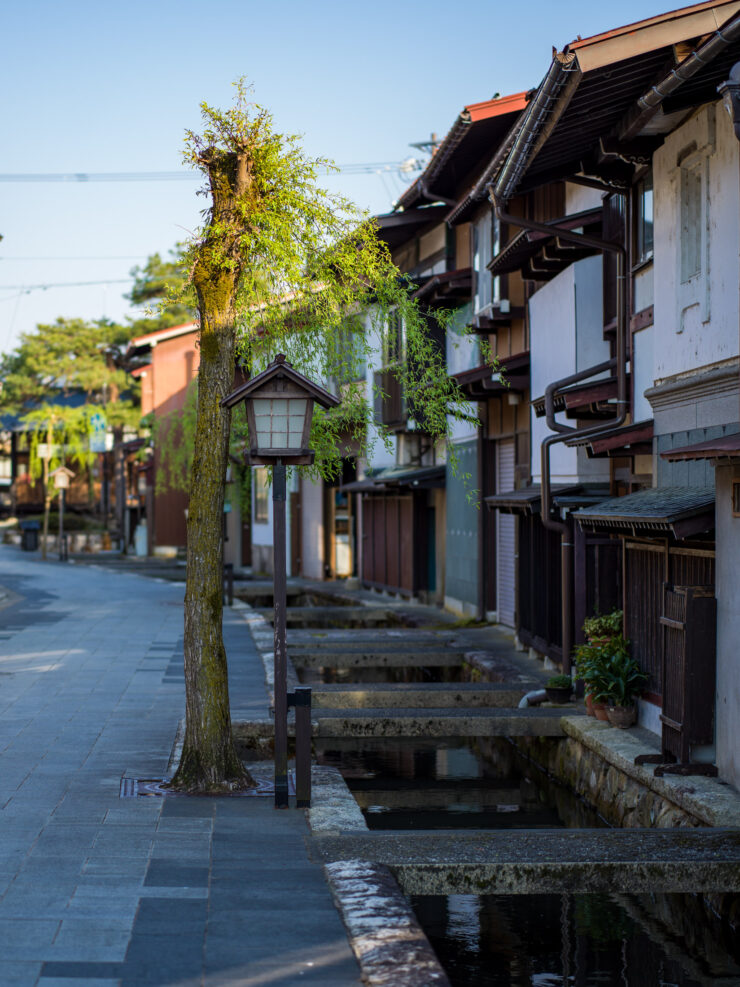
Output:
[{"xmin": 310, "ymin": 828, "xmax": 740, "ymax": 895}]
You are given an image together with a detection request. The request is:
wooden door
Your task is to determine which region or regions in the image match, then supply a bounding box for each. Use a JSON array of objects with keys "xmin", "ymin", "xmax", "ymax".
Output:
[{"xmin": 496, "ymin": 440, "xmax": 516, "ymax": 627}]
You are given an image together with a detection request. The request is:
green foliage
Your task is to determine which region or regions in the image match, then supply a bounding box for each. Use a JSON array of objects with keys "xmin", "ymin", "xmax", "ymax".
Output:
[
  {"xmin": 0, "ymin": 318, "xmax": 142, "ymax": 491},
  {"xmin": 152, "ymin": 380, "xmax": 198, "ymax": 494},
  {"xmin": 126, "ymin": 246, "xmax": 196, "ymax": 334},
  {"xmin": 0, "ymin": 317, "xmax": 136, "ymax": 420},
  {"xmin": 574, "ymin": 634, "xmax": 645, "ymax": 705},
  {"xmin": 178, "ymin": 80, "xmax": 493, "ymax": 482},
  {"xmin": 582, "ymin": 608, "xmax": 623, "ymax": 640},
  {"xmin": 546, "ymin": 674, "xmax": 573, "ymax": 690}
]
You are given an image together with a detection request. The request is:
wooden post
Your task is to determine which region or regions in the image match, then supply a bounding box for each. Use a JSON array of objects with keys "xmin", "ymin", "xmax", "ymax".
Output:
[
  {"xmin": 293, "ymin": 686, "xmax": 312, "ymax": 808},
  {"xmin": 272, "ymin": 462, "xmax": 289, "ymax": 808}
]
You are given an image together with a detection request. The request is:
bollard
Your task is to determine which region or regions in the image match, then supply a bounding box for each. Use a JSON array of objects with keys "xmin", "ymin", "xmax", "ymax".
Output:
[
  {"xmin": 290, "ymin": 686, "xmax": 312, "ymax": 808},
  {"xmin": 223, "ymin": 563, "xmax": 234, "ymax": 607}
]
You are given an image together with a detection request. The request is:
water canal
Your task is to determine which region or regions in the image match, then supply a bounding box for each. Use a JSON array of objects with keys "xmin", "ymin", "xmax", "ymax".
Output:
[
  {"xmin": 315, "ymin": 735, "xmax": 740, "ymax": 985},
  {"xmin": 281, "ymin": 596, "xmax": 739, "ymax": 985}
]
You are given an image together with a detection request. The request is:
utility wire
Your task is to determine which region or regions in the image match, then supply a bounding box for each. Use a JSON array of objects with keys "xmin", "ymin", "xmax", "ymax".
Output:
[
  {"xmin": 0, "ymin": 278, "xmax": 134, "ymax": 291},
  {"xmin": 0, "ymin": 163, "xmax": 412, "ymax": 182}
]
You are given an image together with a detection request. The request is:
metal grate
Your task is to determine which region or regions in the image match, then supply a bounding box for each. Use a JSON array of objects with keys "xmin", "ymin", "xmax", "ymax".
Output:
[{"xmin": 120, "ymin": 773, "xmax": 296, "ymax": 799}]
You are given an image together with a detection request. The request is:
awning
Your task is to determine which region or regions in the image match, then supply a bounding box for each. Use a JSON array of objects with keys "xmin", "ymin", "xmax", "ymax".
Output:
[
  {"xmin": 489, "ymin": 207, "xmax": 602, "ymax": 282},
  {"xmin": 532, "ymin": 375, "xmax": 630, "ymax": 422},
  {"xmin": 565, "ymin": 419, "xmax": 653, "ymax": 455},
  {"xmin": 565, "ymin": 420, "xmax": 653, "ymax": 457},
  {"xmin": 411, "ymin": 268, "xmax": 472, "ymax": 305},
  {"xmin": 484, "ymin": 483, "xmax": 609, "ymax": 514},
  {"xmin": 660, "ymin": 431, "xmax": 740, "ymax": 462},
  {"xmin": 454, "ymin": 351, "xmax": 529, "ymax": 400},
  {"xmin": 574, "ymin": 486, "xmax": 715, "ymax": 538},
  {"xmin": 373, "ymin": 206, "xmax": 448, "ymax": 252},
  {"xmin": 343, "ymin": 464, "xmax": 445, "ymax": 493}
]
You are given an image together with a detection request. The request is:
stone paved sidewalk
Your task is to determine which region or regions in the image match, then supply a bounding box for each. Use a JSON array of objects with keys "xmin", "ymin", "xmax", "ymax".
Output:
[{"xmin": 0, "ymin": 546, "xmax": 360, "ymax": 986}]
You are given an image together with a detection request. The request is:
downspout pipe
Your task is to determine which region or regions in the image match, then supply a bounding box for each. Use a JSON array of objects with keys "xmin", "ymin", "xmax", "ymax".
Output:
[
  {"xmin": 490, "ymin": 197, "xmax": 629, "ymax": 674},
  {"xmin": 622, "ymin": 9, "xmax": 740, "ymax": 138},
  {"xmin": 637, "ymin": 10, "xmax": 740, "ymax": 113},
  {"xmin": 420, "ymin": 181, "xmax": 457, "ymax": 209}
]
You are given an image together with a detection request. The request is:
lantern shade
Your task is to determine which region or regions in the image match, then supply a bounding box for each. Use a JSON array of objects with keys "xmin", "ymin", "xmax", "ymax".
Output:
[
  {"xmin": 221, "ymin": 354, "xmax": 340, "ymax": 465},
  {"xmin": 50, "ymin": 465, "xmax": 75, "ymax": 490}
]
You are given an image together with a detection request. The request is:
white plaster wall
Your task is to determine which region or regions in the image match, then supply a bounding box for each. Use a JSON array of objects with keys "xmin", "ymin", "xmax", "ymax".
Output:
[
  {"xmin": 300, "ymin": 475, "xmax": 325, "ymax": 580},
  {"xmin": 529, "ymin": 267, "xmax": 578, "ymax": 483},
  {"xmin": 565, "ymin": 183, "xmax": 602, "ymax": 215},
  {"xmin": 714, "ymin": 466, "xmax": 740, "ymax": 791},
  {"xmin": 652, "ymin": 103, "xmax": 740, "ymax": 382},
  {"xmin": 363, "ymin": 308, "xmax": 397, "ymax": 469}
]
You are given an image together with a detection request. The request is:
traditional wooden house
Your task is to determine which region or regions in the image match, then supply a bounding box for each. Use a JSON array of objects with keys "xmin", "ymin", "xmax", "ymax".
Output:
[
  {"xmin": 479, "ymin": 0, "xmax": 740, "ymax": 785},
  {"xmin": 352, "ymin": 92, "xmax": 529, "ymax": 608},
  {"xmin": 122, "ymin": 321, "xmax": 250, "ymax": 565}
]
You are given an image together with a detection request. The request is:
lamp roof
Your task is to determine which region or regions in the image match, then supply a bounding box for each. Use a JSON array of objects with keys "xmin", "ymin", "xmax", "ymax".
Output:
[
  {"xmin": 221, "ymin": 354, "xmax": 340, "ymax": 410},
  {"xmin": 50, "ymin": 465, "xmax": 75, "ymax": 479}
]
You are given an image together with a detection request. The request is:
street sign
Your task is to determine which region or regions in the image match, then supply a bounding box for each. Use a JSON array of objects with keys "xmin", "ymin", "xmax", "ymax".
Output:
[{"xmin": 89, "ymin": 411, "xmax": 108, "ymax": 453}]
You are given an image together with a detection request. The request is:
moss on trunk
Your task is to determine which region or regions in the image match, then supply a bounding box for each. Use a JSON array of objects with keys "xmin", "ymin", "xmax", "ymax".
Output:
[{"xmin": 170, "ymin": 151, "xmax": 255, "ymax": 793}]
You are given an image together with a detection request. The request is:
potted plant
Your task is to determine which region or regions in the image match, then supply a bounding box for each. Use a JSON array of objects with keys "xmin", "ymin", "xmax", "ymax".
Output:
[
  {"xmin": 582, "ymin": 609, "xmax": 623, "ymax": 647},
  {"xmin": 545, "ymin": 674, "xmax": 573, "ymax": 704},
  {"xmin": 600, "ymin": 641, "xmax": 647, "ymax": 728},
  {"xmin": 573, "ymin": 641, "xmax": 610, "ymax": 718}
]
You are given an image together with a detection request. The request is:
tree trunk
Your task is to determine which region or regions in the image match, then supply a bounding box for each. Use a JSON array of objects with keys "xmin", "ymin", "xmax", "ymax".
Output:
[
  {"xmin": 170, "ymin": 145, "xmax": 257, "ymax": 792},
  {"xmin": 171, "ymin": 286, "xmax": 253, "ymax": 791}
]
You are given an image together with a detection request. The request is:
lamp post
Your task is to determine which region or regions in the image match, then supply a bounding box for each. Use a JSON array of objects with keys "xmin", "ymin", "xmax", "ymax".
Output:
[
  {"xmin": 718, "ymin": 62, "xmax": 740, "ymax": 141},
  {"xmin": 50, "ymin": 466, "xmax": 75, "ymax": 562},
  {"xmin": 222, "ymin": 354, "xmax": 339, "ymax": 808}
]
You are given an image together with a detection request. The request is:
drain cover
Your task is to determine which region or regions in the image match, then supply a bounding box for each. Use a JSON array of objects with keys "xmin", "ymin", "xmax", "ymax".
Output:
[{"xmin": 120, "ymin": 774, "xmax": 296, "ymax": 798}]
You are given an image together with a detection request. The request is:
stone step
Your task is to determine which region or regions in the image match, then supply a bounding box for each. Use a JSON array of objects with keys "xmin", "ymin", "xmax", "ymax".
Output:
[
  {"xmin": 352, "ymin": 787, "xmax": 530, "ymax": 811},
  {"xmin": 312, "ymin": 828, "xmax": 740, "ymax": 895},
  {"xmin": 311, "ymin": 682, "xmax": 529, "ymax": 708},
  {"xmin": 286, "ymin": 632, "xmax": 456, "ymax": 645},
  {"xmin": 312, "ymin": 707, "xmax": 577, "ymax": 738},
  {"xmin": 291, "ymin": 651, "xmax": 466, "ymax": 668},
  {"xmin": 258, "ymin": 606, "xmax": 402, "ymax": 627}
]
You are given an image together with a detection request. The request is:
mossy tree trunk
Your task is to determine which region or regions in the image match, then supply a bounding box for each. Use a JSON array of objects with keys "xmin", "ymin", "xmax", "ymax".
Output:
[{"xmin": 171, "ymin": 147, "xmax": 255, "ymax": 792}]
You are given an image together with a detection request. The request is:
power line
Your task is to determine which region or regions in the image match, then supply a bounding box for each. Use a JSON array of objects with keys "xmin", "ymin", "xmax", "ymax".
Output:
[
  {"xmin": 0, "ymin": 255, "xmax": 146, "ymax": 261},
  {"xmin": 0, "ymin": 278, "xmax": 134, "ymax": 290},
  {"xmin": 0, "ymin": 163, "xmax": 416, "ymax": 183}
]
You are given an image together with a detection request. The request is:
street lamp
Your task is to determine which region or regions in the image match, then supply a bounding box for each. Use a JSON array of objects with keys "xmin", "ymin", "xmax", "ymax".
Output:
[
  {"xmin": 222, "ymin": 354, "xmax": 339, "ymax": 808},
  {"xmin": 50, "ymin": 466, "xmax": 75, "ymax": 562},
  {"xmin": 718, "ymin": 62, "xmax": 740, "ymax": 141}
]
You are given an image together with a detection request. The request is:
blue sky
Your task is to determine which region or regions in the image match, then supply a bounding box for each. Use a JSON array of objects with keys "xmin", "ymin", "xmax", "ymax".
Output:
[{"xmin": 1, "ymin": 0, "xmax": 663, "ymax": 351}]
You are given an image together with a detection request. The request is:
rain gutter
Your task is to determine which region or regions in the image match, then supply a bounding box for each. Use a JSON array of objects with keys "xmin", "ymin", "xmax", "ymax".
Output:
[
  {"xmin": 621, "ymin": 8, "xmax": 740, "ymax": 137},
  {"xmin": 492, "ymin": 50, "xmax": 580, "ymax": 203}
]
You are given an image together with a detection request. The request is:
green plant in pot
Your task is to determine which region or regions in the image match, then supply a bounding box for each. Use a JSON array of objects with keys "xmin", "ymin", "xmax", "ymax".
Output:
[
  {"xmin": 600, "ymin": 640, "xmax": 647, "ymax": 728},
  {"xmin": 545, "ymin": 674, "xmax": 573, "ymax": 704},
  {"xmin": 582, "ymin": 608, "xmax": 623, "ymax": 646},
  {"xmin": 573, "ymin": 641, "xmax": 610, "ymax": 718}
]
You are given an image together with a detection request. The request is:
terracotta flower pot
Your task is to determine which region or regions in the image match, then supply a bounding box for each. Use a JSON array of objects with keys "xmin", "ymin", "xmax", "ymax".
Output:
[
  {"xmin": 593, "ymin": 701, "xmax": 609, "ymax": 722},
  {"xmin": 545, "ymin": 686, "xmax": 572, "ymax": 704},
  {"xmin": 585, "ymin": 693, "xmax": 596, "ymax": 717},
  {"xmin": 607, "ymin": 704, "xmax": 637, "ymax": 729}
]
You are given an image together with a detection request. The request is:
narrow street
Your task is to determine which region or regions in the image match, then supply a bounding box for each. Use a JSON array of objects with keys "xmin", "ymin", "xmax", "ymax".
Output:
[{"xmin": 0, "ymin": 546, "xmax": 361, "ymax": 986}]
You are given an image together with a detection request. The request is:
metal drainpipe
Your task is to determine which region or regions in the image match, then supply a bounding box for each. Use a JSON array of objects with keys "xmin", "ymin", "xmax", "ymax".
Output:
[
  {"xmin": 491, "ymin": 197, "xmax": 629, "ymax": 672},
  {"xmin": 420, "ymin": 181, "xmax": 458, "ymax": 208}
]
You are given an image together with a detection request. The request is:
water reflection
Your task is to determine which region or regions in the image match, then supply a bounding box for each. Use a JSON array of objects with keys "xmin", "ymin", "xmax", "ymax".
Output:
[
  {"xmin": 411, "ymin": 892, "xmax": 740, "ymax": 987},
  {"xmin": 315, "ymin": 737, "xmax": 605, "ymax": 830}
]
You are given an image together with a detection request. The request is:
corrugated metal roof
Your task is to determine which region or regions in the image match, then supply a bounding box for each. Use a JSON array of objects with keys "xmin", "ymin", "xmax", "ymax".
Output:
[
  {"xmin": 574, "ymin": 486, "xmax": 715, "ymax": 536},
  {"xmin": 661, "ymin": 432, "xmax": 740, "ymax": 460}
]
